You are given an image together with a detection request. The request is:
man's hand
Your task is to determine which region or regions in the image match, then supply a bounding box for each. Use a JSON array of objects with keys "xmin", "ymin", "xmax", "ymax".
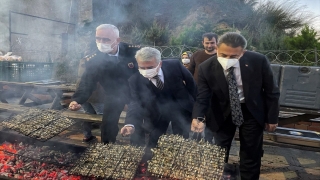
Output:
[
  {"xmin": 265, "ymin": 123, "xmax": 278, "ymax": 132},
  {"xmin": 68, "ymin": 101, "xmax": 82, "ymax": 111},
  {"xmin": 120, "ymin": 126, "xmax": 135, "ymax": 136},
  {"xmin": 191, "ymin": 119, "xmax": 205, "ymax": 133}
]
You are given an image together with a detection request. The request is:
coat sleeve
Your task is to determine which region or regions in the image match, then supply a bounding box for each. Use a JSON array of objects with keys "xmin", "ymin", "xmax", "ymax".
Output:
[
  {"xmin": 72, "ymin": 64, "xmax": 98, "ymax": 104},
  {"xmin": 179, "ymin": 61, "xmax": 197, "ymax": 100},
  {"xmin": 125, "ymin": 76, "xmax": 145, "ymax": 127},
  {"xmin": 261, "ymin": 57, "xmax": 280, "ymax": 124},
  {"xmin": 192, "ymin": 64, "xmax": 212, "ymax": 119}
]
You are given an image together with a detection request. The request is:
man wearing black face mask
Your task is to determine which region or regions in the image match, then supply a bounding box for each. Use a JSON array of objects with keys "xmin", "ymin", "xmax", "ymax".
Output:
[
  {"xmin": 120, "ymin": 47, "xmax": 197, "ymax": 148},
  {"xmin": 192, "ymin": 32, "xmax": 279, "ymax": 180},
  {"xmin": 69, "ymin": 24, "xmax": 140, "ymax": 144}
]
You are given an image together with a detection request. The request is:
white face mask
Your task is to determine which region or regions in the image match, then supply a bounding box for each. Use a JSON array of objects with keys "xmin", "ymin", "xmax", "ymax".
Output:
[
  {"xmin": 97, "ymin": 42, "xmax": 114, "ymax": 53},
  {"xmin": 139, "ymin": 62, "xmax": 161, "ymax": 79},
  {"xmin": 217, "ymin": 57, "xmax": 239, "ymax": 70},
  {"xmin": 182, "ymin": 58, "xmax": 190, "ymax": 64}
]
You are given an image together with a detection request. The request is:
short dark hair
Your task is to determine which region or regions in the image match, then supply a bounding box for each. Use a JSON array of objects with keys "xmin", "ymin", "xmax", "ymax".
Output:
[
  {"xmin": 202, "ymin": 32, "xmax": 218, "ymax": 42},
  {"xmin": 217, "ymin": 32, "xmax": 247, "ymax": 49}
]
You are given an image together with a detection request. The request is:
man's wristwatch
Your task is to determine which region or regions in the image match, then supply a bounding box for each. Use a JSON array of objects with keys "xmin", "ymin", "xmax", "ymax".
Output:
[{"xmin": 197, "ymin": 117, "xmax": 206, "ymax": 123}]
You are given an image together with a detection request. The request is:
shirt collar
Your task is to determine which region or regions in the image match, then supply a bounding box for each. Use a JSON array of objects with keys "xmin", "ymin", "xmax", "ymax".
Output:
[
  {"xmin": 233, "ymin": 60, "xmax": 240, "ymax": 68},
  {"xmin": 108, "ymin": 45, "xmax": 119, "ymax": 57},
  {"xmin": 158, "ymin": 68, "xmax": 163, "ymax": 77}
]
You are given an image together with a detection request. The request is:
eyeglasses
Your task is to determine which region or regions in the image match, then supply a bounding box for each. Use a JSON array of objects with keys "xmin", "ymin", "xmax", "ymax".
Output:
[{"xmin": 95, "ymin": 37, "xmax": 111, "ymax": 43}]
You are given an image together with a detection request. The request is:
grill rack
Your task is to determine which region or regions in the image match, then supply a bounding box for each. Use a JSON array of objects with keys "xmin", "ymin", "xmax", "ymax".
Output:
[
  {"xmin": 148, "ymin": 134, "xmax": 226, "ymax": 180},
  {"xmin": 69, "ymin": 143, "xmax": 145, "ymax": 179},
  {"xmin": 0, "ymin": 108, "xmax": 76, "ymax": 141}
]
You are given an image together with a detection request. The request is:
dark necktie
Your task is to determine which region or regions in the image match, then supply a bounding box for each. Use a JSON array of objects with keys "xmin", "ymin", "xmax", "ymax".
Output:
[
  {"xmin": 226, "ymin": 67, "xmax": 244, "ymax": 127},
  {"xmin": 153, "ymin": 75, "xmax": 164, "ymax": 90}
]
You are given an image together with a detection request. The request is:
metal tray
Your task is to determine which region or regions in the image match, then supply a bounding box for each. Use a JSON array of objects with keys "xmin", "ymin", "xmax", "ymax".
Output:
[{"xmin": 268, "ymin": 127, "xmax": 320, "ymax": 148}]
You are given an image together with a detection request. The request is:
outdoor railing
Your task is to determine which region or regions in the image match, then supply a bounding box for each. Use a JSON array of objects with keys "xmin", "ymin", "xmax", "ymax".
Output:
[{"xmin": 9, "ymin": 46, "xmax": 320, "ymax": 66}]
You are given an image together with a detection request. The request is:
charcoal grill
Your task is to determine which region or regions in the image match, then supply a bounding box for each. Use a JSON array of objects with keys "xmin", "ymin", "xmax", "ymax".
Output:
[
  {"xmin": 0, "ymin": 108, "xmax": 76, "ymax": 141},
  {"xmin": 0, "ymin": 130, "xmax": 86, "ymax": 180},
  {"xmin": 69, "ymin": 143, "xmax": 145, "ymax": 179},
  {"xmin": 148, "ymin": 134, "xmax": 227, "ymax": 180}
]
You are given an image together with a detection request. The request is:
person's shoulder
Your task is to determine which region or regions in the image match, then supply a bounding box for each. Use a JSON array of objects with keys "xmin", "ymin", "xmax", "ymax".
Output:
[
  {"xmin": 82, "ymin": 50, "xmax": 98, "ymax": 62},
  {"xmin": 199, "ymin": 55, "xmax": 216, "ymax": 67},
  {"xmin": 128, "ymin": 71, "xmax": 141, "ymax": 82},
  {"xmin": 162, "ymin": 59, "xmax": 181, "ymax": 66},
  {"xmin": 82, "ymin": 50, "xmax": 106, "ymax": 68},
  {"xmin": 120, "ymin": 42, "xmax": 141, "ymax": 52},
  {"xmin": 243, "ymin": 50, "xmax": 265, "ymax": 59},
  {"xmin": 192, "ymin": 49, "xmax": 205, "ymax": 56}
]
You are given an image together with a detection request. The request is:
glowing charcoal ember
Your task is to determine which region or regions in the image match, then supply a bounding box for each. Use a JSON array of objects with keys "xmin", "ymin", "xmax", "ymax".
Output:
[
  {"xmin": 148, "ymin": 134, "xmax": 227, "ymax": 180},
  {"xmin": 0, "ymin": 142, "xmax": 81, "ymax": 179}
]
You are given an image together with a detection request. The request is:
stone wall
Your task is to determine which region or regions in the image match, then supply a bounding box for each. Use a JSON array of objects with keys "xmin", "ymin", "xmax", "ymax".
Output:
[{"xmin": 0, "ymin": 0, "xmax": 93, "ymax": 62}]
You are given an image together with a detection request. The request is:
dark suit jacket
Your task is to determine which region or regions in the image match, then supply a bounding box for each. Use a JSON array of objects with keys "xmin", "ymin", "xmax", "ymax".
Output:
[
  {"xmin": 125, "ymin": 59, "xmax": 197, "ymax": 127},
  {"xmin": 193, "ymin": 51, "xmax": 280, "ymax": 132},
  {"xmin": 72, "ymin": 42, "xmax": 140, "ymax": 104}
]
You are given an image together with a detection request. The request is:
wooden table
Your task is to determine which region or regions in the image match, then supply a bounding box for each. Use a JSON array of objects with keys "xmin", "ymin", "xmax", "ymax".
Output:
[{"xmin": 0, "ymin": 81, "xmax": 76, "ymax": 109}]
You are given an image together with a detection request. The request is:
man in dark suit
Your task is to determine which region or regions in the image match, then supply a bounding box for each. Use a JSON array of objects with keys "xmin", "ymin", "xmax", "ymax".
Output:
[
  {"xmin": 120, "ymin": 47, "xmax": 197, "ymax": 147},
  {"xmin": 69, "ymin": 24, "xmax": 140, "ymax": 144},
  {"xmin": 192, "ymin": 32, "xmax": 279, "ymax": 180}
]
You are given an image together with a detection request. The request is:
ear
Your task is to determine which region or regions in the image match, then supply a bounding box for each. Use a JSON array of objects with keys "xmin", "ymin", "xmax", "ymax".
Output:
[{"xmin": 116, "ymin": 37, "xmax": 121, "ymax": 44}]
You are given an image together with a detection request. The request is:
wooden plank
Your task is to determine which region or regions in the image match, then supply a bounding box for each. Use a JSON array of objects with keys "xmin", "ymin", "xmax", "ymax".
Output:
[{"xmin": 280, "ymin": 107, "xmax": 320, "ymax": 116}]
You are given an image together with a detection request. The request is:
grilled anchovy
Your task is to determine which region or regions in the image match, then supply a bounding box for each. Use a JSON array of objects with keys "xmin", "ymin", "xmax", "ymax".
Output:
[
  {"xmin": 69, "ymin": 143, "xmax": 144, "ymax": 179},
  {"xmin": 148, "ymin": 134, "xmax": 226, "ymax": 180},
  {"xmin": 1, "ymin": 108, "xmax": 76, "ymax": 141}
]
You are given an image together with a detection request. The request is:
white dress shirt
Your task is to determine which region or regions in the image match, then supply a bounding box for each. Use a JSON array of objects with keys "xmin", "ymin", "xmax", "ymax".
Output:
[
  {"xmin": 149, "ymin": 68, "xmax": 164, "ymax": 86},
  {"xmin": 220, "ymin": 61, "xmax": 245, "ymax": 103}
]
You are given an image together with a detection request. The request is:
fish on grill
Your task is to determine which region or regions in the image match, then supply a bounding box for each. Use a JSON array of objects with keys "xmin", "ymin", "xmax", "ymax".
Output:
[
  {"xmin": 69, "ymin": 143, "xmax": 144, "ymax": 179},
  {"xmin": 148, "ymin": 134, "xmax": 226, "ymax": 180},
  {"xmin": 0, "ymin": 108, "xmax": 76, "ymax": 141}
]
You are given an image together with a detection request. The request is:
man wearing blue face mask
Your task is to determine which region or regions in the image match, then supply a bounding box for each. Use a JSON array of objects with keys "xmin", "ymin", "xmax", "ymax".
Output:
[
  {"xmin": 120, "ymin": 47, "xmax": 197, "ymax": 148},
  {"xmin": 191, "ymin": 32, "xmax": 280, "ymax": 180},
  {"xmin": 69, "ymin": 24, "xmax": 140, "ymax": 144}
]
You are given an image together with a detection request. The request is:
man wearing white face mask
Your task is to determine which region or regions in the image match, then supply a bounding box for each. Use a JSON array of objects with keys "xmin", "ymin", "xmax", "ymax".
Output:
[
  {"xmin": 69, "ymin": 24, "xmax": 140, "ymax": 144},
  {"xmin": 191, "ymin": 32, "xmax": 280, "ymax": 180},
  {"xmin": 120, "ymin": 47, "xmax": 197, "ymax": 148}
]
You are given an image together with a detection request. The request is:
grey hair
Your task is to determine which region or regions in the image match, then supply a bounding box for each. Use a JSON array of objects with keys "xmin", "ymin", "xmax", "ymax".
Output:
[
  {"xmin": 217, "ymin": 32, "xmax": 247, "ymax": 49},
  {"xmin": 135, "ymin": 47, "xmax": 161, "ymax": 63},
  {"xmin": 96, "ymin": 24, "xmax": 119, "ymax": 37}
]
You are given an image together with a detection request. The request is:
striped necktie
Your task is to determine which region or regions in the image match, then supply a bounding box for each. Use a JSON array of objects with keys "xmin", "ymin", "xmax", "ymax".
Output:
[
  {"xmin": 153, "ymin": 75, "xmax": 164, "ymax": 90},
  {"xmin": 226, "ymin": 67, "xmax": 244, "ymax": 127}
]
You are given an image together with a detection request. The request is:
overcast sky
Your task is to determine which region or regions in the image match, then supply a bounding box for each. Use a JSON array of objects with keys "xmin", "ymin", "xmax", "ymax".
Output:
[{"xmin": 261, "ymin": 0, "xmax": 320, "ymax": 32}]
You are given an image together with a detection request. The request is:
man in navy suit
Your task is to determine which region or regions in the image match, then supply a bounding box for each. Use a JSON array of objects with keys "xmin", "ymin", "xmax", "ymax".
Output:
[
  {"xmin": 192, "ymin": 32, "xmax": 280, "ymax": 180},
  {"xmin": 120, "ymin": 47, "xmax": 197, "ymax": 147}
]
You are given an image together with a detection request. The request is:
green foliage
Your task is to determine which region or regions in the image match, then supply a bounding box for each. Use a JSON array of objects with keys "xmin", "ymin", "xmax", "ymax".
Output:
[
  {"xmin": 144, "ymin": 21, "xmax": 170, "ymax": 46},
  {"xmin": 170, "ymin": 24, "xmax": 204, "ymax": 48},
  {"xmin": 281, "ymin": 25, "xmax": 320, "ymax": 65},
  {"xmin": 284, "ymin": 25, "xmax": 320, "ymax": 50},
  {"xmin": 129, "ymin": 21, "xmax": 170, "ymax": 46}
]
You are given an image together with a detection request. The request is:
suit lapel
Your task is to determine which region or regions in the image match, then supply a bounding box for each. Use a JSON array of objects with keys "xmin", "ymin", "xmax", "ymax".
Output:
[
  {"xmin": 161, "ymin": 62, "xmax": 169, "ymax": 88},
  {"xmin": 239, "ymin": 53, "xmax": 253, "ymax": 99},
  {"xmin": 212, "ymin": 58, "xmax": 229, "ymax": 99}
]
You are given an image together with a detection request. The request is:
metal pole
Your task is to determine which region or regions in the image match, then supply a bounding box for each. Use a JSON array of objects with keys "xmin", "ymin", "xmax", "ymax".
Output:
[
  {"xmin": 9, "ymin": 11, "xmax": 12, "ymax": 51},
  {"xmin": 315, "ymin": 48, "xmax": 318, "ymax": 66}
]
